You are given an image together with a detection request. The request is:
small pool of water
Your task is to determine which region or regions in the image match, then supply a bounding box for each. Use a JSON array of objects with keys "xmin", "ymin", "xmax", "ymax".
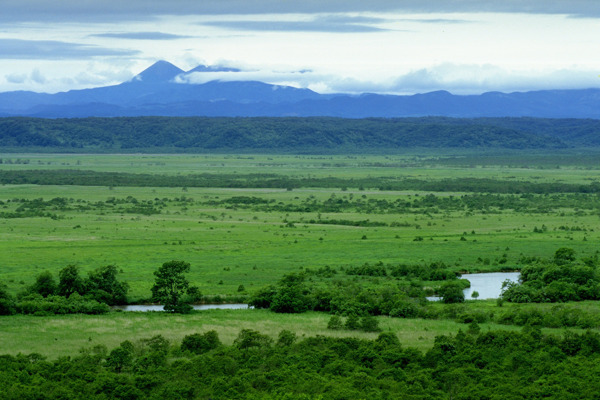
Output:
[
  {"xmin": 113, "ymin": 303, "xmax": 250, "ymax": 312},
  {"xmin": 428, "ymin": 272, "xmax": 520, "ymax": 301},
  {"xmin": 462, "ymin": 272, "xmax": 520, "ymax": 299}
]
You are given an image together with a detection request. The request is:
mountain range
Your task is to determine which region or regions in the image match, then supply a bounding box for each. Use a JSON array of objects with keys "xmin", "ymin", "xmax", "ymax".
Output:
[{"xmin": 1, "ymin": 61, "xmax": 599, "ymax": 119}]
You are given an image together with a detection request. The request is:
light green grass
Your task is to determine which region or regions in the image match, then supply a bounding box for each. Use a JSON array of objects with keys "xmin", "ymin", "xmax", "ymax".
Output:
[
  {"xmin": 0, "ymin": 309, "xmax": 548, "ymax": 359},
  {"xmin": 2, "ymin": 153, "xmax": 599, "ymax": 183}
]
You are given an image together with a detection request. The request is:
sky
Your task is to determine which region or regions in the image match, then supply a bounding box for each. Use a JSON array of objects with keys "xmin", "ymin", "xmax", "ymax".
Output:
[{"xmin": 0, "ymin": 0, "xmax": 599, "ymax": 95}]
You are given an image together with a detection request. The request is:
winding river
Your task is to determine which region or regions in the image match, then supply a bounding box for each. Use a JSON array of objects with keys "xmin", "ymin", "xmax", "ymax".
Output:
[{"xmin": 113, "ymin": 303, "xmax": 250, "ymax": 312}]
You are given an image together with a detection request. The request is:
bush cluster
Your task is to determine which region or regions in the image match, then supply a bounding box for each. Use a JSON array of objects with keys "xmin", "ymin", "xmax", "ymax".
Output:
[
  {"xmin": 0, "ymin": 264, "xmax": 128, "ymax": 316},
  {"xmin": 502, "ymin": 248, "xmax": 600, "ymax": 303}
]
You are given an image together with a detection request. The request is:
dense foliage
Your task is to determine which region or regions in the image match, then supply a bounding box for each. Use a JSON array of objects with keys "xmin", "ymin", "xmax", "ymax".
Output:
[
  {"xmin": 0, "ymin": 265, "xmax": 128, "ymax": 315},
  {"xmin": 245, "ymin": 249, "xmax": 600, "ymax": 330},
  {"xmin": 2, "ymin": 116, "xmax": 589, "ymax": 152},
  {"xmin": 501, "ymin": 249, "xmax": 600, "ymax": 303},
  {"xmin": 249, "ymin": 264, "xmax": 458, "ymax": 317},
  {"xmin": 2, "ymin": 327, "xmax": 600, "ymax": 399}
]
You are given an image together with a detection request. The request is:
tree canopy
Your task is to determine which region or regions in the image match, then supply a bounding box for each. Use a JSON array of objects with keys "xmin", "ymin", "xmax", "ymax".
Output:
[{"xmin": 151, "ymin": 260, "xmax": 196, "ymax": 313}]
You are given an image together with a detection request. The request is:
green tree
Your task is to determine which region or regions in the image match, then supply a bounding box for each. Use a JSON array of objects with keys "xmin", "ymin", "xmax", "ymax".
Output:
[
  {"xmin": 277, "ymin": 330, "xmax": 297, "ymax": 347},
  {"xmin": 181, "ymin": 331, "xmax": 221, "ymax": 354},
  {"xmin": 234, "ymin": 329, "xmax": 272, "ymax": 350},
  {"xmin": 58, "ymin": 265, "xmax": 85, "ymax": 297},
  {"xmin": 438, "ymin": 281, "xmax": 465, "ymax": 304},
  {"xmin": 345, "ymin": 313, "xmax": 361, "ymax": 330},
  {"xmin": 137, "ymin": 335, "xmax": 170, "ymax": 368},
  {"xmin": 105, "ymin": 341, "xmax": 134, "ymax": 373},
  {"xmin": 249, "ymin": 285, "xmax": 277, "ymax": 309},
  {"xmin": 30, "ymin": 270, "xmax": 57, "ymax": 297},
  {"xmin": 327, "ymin": 315, "xmax": 344, "ymax": 330},
  {"xmin": 554, "ymin": 247, "xmax": 576, "ymax": 265},
  {"xmin": 0, "ymin": 282, "xmax": 16, "ymax": 315},
  {"xmin": 270, "ymin": 273, "xmax": 311, "ymax": 313},
  {"xmin": 359, "ymin": 315, "xmax": 381, "ymax": 332},
  {"xmin": 151, "ymin": 260, "xmax": 193, "ymax": 313},
  {"xmin": 85, "ymin": 265, "xmax": 128, "ymax": 305}
]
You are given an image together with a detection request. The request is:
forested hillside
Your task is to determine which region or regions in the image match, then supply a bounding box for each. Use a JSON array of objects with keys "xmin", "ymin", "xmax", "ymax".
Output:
[{"xmin": 2, "ymin": 116, "xmax": 597, "ymax": 152}]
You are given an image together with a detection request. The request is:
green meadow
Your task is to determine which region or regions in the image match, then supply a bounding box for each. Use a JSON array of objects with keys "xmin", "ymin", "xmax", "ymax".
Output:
[
  {"xmin": 1, "ymin": 151, "xmax": 600, "ymax": 358},
  {"xmin": 2, "ymin": 153, "xmax": 599, "ymax": 299}
]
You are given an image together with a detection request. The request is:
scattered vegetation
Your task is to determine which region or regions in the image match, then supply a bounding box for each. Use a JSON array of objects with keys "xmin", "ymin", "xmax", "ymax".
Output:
[{"xmin": 1, "ymin": 151, "xmax": 600, "ymax": 397}]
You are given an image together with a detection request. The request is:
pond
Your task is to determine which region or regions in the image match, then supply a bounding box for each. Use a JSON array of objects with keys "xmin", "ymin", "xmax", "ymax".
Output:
[
  {"xmin": 461, "ymin": 272, "xmax": 520, "ymax": 300},
  {"xmin": 428, "ymin": 272, "xmax": 520, "ymax": 301},
  {"xmin": 113, "ymin": 303, "xmax": 250, "ymax": 312}
]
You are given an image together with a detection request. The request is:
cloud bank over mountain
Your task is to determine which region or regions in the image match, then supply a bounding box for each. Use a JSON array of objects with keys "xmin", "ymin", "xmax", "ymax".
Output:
[
  {"xmin": 1, "ymin": 60, "xmax": 600, "ymax": 120},
  {"xmin": 0, "ymin": 1, "xmax": 598, "ymax": 94}
]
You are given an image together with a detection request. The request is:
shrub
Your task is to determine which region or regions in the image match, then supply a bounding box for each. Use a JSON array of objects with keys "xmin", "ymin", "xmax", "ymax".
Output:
[
  {"xmin": 30, "ymin": 271, "xmax": 57, "ymax": 298},
  {"xmin": 345, "ymin": 314, "xmax": 361, "ymax": 330},
  {"xmin": 327, "ymin": 315, "xmax": 344, "ymax": 330},
  {"xmin": 0, "ymin": 282, "xmax": 16, "ymax": 315},
  {"xmin": 234, "ymin": 329, "xmax": 272, "ymax": 350},
  {"xmin": 359, "ymin": 315, "xmax": 381, "ymax": 332},
  {"xmin": 438, "ymin": 281, "xmax": 465, "ymax": 304},
  {"xmin": 181, "ymin": 331, "xmax": 221, "ymax": 354},
  {"xmin": 277, "ymin": 330, "xmax": 297, "ymax": 346}
]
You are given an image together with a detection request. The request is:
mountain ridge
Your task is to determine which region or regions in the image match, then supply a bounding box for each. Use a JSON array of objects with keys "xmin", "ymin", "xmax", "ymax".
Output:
[{"xmin": 0, "ymin": 60, "xmax": 599, "ymax": 119}]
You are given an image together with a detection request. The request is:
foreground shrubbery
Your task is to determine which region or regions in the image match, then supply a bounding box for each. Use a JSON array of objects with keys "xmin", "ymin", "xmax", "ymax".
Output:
[{"xmin": 2, "ymin": 327, "xmax": 600, "ymax": 399}]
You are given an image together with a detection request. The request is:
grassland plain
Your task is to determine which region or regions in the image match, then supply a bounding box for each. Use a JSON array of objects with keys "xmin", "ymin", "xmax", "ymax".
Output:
[
  {"xmin": 1, "ymin": 153, "xmax": 599, "ymax": 300},
  {"xmin": 1, "ymin": 152, "xmax": 600, "ymax": 360},
  {"xmin": 1, "ymin": 152, "xmax": 600, "ymax": 182}
]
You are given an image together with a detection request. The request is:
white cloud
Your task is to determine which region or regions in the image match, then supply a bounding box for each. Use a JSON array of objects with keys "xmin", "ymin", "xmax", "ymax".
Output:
[
  {"xmin": 30, "ymin": 68, "xmax": 46, "ymax": 84},
  {"xmin": 176, "ymin": 69, "xmax": 318, "ymax": 87},
  {"xmin": 5, "ymin": 72, "xmax": 27, "ymax": 84},
  {"xmin": 0, "ymin": 6, "xmax": 598, "ymax": 95},
  {"xmin": 383, "ymin": 64, "xmax": 600, "ymax": 94},
  {"xmin": 314, "ymin": 64, "xmax": 600, "ymax": 95},
  {"xmin": 177, "ymin": 63, "xmax": 600, "ymax": 95}
]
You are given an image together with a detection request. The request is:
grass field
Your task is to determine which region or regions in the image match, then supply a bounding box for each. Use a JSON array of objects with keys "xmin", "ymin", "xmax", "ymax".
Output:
[
  {"xmin": 1, "ymin": 153, "xmax": 599, "ymax": 300},
  {"xmin": 1, "ymin": 151, "xmax": 600, "ymax": 360},
  {"xmin": 2, "ymin": 152, "xmax": 600, "ymax": 182}
]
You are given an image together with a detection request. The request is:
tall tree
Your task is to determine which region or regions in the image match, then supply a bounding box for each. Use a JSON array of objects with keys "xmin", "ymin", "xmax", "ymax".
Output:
[
  {"xmin": 85, "ymin": 265, "xmax": 129, "ymax": 305},
  {"xmin": 58, "ymin": 265, "xmax": 85, "ymax": 297},
  {"xmin": 151, "ymin": 260, "xmax": 194, "ymax": 313},
  {"xmin": 30, "ymin": 270, "xmax": 57, "ymax": 297},
  {"xmin": 0, "ymin": 281, "xmax": 16, "ymax": 315}
]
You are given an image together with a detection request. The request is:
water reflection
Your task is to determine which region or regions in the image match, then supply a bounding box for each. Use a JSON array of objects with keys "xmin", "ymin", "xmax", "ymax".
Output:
[
  {"xmin": 462, "ymin": 272, "xmax": 520, "ymax": 299},
  {"xmin": 428, "ymin": 272, "xmax": 521, "ymax": 301}
]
